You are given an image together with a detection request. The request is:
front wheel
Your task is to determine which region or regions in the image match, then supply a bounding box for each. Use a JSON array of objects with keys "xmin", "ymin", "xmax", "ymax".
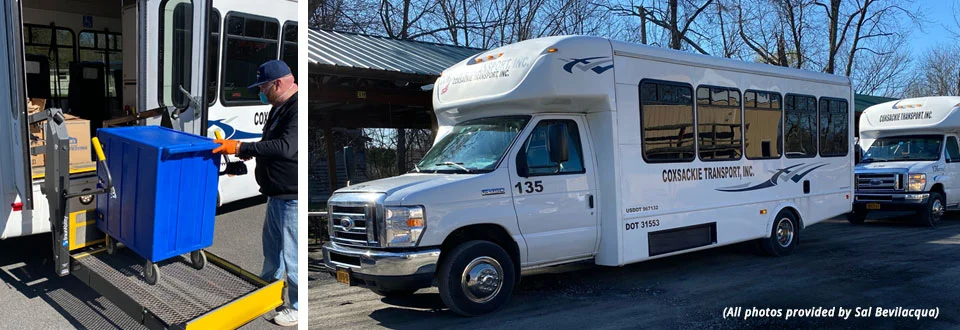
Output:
[
  {"xmin": 847, "ymin": 209, "xmax": 868, "ymax": 224},
  {"xmin": 759, "ymin": 210, "xmax": 800, "ymax": 257},
  {"xmin": 438, "ymin": 241, "xmax": 516, "ymax": 316},
  {"xmin": 918, "ymin": 192, "xmax": 945, "ymax": 227}
]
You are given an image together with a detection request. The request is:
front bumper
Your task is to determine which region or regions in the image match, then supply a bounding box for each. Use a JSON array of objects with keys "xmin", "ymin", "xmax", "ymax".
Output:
[
  {"xmin": 854, "ymin": 192, "xmax": 930, "ymax": 211},
  {"xmin": 321, "ymin": 242, "xmax": 440, "ymax": 291}
]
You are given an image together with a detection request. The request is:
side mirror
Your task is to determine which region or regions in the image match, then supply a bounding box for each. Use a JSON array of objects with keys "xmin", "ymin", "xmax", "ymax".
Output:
[
  {"xmin": 343, "ymin": 146, "xmax": 356, "ymax": 185},
  {"xmin": 547, "ymin": 124, "xmax": 569, "ymax": 163},
  {"xmin": 854, "ymin": 144, "xmax": 863, "ymax": 164}
]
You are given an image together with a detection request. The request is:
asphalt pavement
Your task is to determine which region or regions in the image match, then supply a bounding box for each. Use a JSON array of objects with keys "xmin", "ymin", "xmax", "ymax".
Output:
[
  {"xmin": 309, "ymin": 211, "xmax": 960, "ymax": 329},
  {"xmin": 0, "ymin": 196, "xmax": 285, "ymax": 330}
]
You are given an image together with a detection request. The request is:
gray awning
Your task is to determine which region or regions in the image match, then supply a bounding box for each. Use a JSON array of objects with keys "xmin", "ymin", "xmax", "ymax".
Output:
[{"xmin": 308, "ymin": 29, "xmax": 482, "ymax": 77}]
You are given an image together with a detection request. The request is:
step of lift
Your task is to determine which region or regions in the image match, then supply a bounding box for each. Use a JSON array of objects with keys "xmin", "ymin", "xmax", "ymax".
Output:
[{"xmin": 71, "ymin": 248, "xmax": 282, "ymax": 329}]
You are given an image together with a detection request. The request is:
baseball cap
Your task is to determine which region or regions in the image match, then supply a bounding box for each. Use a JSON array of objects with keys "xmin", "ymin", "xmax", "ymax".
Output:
[{"xmin": 248, "ymin": 60, "xmax": 292, "ymax": 91}]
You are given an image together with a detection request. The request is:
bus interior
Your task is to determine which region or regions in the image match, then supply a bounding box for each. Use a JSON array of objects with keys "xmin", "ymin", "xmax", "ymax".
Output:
[{"xmin": 22, "ymin": 0, "xmax": 128, "ymax": 139}]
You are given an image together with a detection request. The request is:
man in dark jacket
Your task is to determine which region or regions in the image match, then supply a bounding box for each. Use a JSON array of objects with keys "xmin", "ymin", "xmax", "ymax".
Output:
[{"xmin": 212, "ymin": 60, "xmax": 299, "ymax": 327}]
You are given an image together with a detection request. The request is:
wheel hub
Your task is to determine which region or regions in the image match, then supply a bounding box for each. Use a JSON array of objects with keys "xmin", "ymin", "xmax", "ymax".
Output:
[
  {"xmin": 462, "ymin": 257, "xmax": 504, "ymax": 303},
  {"xmin": 932, "ymin": 199, "xmax": 944, "ymax": 220},
  {"xmin": 776, "ymin": 218, "xmax": 794, "ymax": 248}
]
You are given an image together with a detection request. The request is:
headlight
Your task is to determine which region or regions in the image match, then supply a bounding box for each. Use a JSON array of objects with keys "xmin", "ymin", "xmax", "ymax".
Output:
[
  {"xmin": 382, "ymin": 206, "xmax": 425, "ymax": 247},
  {"xmin": 907, "ymin": 173, "xmax": 926, "ymax": 192}
]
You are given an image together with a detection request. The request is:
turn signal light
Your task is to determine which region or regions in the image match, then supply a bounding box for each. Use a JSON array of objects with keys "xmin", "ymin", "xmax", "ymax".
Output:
[
  {"xmin": 407, "ymin": 219, "xmax": 425, "ymax": 227},
  {"xmin": 760, "ymin": 209, "xmax": 767, "ymax": 215},
  {"xmin": 547, "ymin": 47, "xmax": 558, "ymax": 53}
]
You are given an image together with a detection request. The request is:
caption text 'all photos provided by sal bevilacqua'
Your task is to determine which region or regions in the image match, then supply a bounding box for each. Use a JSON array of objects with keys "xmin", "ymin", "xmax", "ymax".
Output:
[{"xmin": 723, "ymin": 306, "xmax": 940, "ymax": 321}]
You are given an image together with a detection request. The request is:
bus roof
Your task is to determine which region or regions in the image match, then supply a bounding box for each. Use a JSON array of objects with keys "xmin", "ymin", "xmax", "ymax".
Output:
[
  {"xmin": 609, "ymin": 39, "xmax": 851, "ymax": 87},
  {"xmin": 860, "ymin": 96, "xmax": 960, "ymax": 137}
]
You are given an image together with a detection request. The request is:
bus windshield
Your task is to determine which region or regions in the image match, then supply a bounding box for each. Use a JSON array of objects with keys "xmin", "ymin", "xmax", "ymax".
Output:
[
  {"xmin": 416, "ymin": 116, "xmax": 530, "ymax": 173},
  {"xmin": 862, "ymin": 135, "xmax": 943, "ymax": 162}
]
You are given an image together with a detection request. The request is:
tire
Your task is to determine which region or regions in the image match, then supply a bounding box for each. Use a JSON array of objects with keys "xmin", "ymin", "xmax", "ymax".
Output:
[
  {"xmin": 371, "ymin": 289, "xmax": 418, "ymax": 297},
  {"xmin": 759, "ymin": 210, "xmax": 800, "ymax": 257},
  {"xmin": 190, "ymin": 250, "xmax": 207, "ymax": 270},
  {"xmin": 847, "ymin": 209, "xmax": 868, "ymax": 224},
  {"xmin": 917, "ymin": 192, "xmax": 945, "ymax": 227},
  {"xmin": 144, "ymin": 261, "xmax": 159, "ymax": 285},
  {"xmin": 438, "ymin": 240, "xmax": 516, "ymax": 316}
]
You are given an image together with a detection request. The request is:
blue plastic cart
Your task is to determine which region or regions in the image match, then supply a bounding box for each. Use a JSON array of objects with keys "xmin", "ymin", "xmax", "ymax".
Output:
[{"xmin": 94, "ymin": 126, "xmax": 220, "ymax": 285}]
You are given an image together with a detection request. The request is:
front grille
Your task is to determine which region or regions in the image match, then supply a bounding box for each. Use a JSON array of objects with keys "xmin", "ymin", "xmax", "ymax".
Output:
[
  {"xmin": 329, "ymin": 203, "xmax": 378, "ymax": 247},
  {"xmin": 856, "ymin": 173, "xmax": 902, "ymax": 191}
]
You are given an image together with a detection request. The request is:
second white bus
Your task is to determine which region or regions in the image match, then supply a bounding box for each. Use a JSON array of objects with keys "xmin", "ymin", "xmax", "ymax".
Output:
[{"xmin": 321, "ymin": 35, "xmax": 855, "ymax": 315}]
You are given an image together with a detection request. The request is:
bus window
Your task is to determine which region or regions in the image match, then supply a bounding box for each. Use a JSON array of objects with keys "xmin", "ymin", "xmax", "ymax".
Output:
[
  {"xmin": 785, "ymin": 94, "xmax": 818, "ymax": 158},
  {"xmin": 744, "ymin": 90, "xmax": 782, "ymax": 159},
  {"xmin": 281, "ymin": 21, "xmax": 297, "ymax": 81},
  {"xmin": 79, "ymin": 31, "xmax": 122, "ymax": 98},
  {"xmin": 696, "ymin": 86, "xmax": 741, "ymax": 161},
  {"xmin": 639, "ymin": 80, "xmax": 695, "ymax": 163},
  {"xmin": 23, "ymin": 24, "xmax": 75, "ymax": 104},
  {"xmin": 207, "ymin": 9, "xmax": 221, "ymax": 106},
  {"xmin": 819, "ymin": 98, "xmax": 849, "ymax": 157},
  {"xmin": 221, "ymin": 13, "xmax": 280, "ymax": 105},
  {"xmin": 158, "ymin": 0, "xmax": 194, "ymax": 108}
]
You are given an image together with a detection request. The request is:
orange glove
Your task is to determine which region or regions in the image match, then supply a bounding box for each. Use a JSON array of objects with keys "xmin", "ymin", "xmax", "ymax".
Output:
[{"xmin": 212, "ymin": 139, "xmax": 241, "ymax": 155}]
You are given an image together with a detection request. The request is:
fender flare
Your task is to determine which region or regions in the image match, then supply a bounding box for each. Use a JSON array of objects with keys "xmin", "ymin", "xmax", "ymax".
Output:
[{"xmin": 764, "ymin": 202, "xmax": 803, "ymax": 238}]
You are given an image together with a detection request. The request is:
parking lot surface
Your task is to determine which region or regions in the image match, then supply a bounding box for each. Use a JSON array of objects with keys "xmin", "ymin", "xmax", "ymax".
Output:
[{"xmin": 309, "ymin": 212, "xmax": 960, "ymax": 329}]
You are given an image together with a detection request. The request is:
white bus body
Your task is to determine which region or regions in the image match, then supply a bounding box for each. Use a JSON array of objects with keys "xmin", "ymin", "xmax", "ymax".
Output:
[
  {"xmin": 322, "ymin": 35, "xmax": 855, "ymax": 315},
  {"xmin": 0, "ymin": 0, "xmax": 296, "ymax": 239},
  {"xmin": 851, "ymin": 96, "xmax": 960, "ymax": 225}
]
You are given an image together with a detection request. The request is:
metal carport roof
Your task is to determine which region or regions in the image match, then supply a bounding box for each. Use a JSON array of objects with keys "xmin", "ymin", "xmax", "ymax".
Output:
[{"xmin": 308, "ymin": 29, "xmax": 482, "ymax": 77}]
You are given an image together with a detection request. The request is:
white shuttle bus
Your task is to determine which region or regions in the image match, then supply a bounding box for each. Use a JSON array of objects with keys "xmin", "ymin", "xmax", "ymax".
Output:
[
  {"xmin": 1, "ymin": 0, "xmax": 297, "ymax": 240},
  {"xmin": 322, "ymin": 36, "xmax": 855, "ymax": 315},
  {"xmin": 851, "ymin": 96, "xmax": 960, "ymax": 226}
]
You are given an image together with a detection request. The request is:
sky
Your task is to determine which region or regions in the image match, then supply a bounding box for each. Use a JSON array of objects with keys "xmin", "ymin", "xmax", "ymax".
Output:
[{"xmin": 906, "ymin": 0, "xmax": 957, "ymax": 54}]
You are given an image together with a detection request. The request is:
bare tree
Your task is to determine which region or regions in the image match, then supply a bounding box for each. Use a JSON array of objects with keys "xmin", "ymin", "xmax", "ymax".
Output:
[
  {"xmin": 903, "ymin": 44, "xmax": 960, "ymax": 97},
  {"xmin": 601, "ymin": 0, "xmax": 714, "ymax": 54},
  {"xmin": 850, "ymin": 41, "xmax": 910, "ymax": 96}
]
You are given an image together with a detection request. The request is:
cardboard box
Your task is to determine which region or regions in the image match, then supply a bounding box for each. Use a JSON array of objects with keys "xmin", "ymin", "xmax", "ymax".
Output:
[
  {"xmin": 27, "ymin": 98, "xmax": 45, "ymax": 115},
  {"xmin": 28, "ymin": 98, "xmax": 46, "ymax": 168},
  {"xmin": 29, "ymin": 124, "xmax": 44, "ymax": 167},
  {"xmin": 29, "ymin": 113, "xmax": 92, "ymax": 168}
]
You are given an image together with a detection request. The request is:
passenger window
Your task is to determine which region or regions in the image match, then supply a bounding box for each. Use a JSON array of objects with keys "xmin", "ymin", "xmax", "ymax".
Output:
[
  {"xmin": 221, "ymin": 13, "xmax": 280, "ymax": 105},
  {"xmin": 784, "ymin": 94, "xmax": 817, "ymax": 158},
  {"xmin": 158, "ymin": 0, "xmax": 194, "ymax": 108},
  {"xmin": 518, "ymin": 120, "xmax": 585, "ymax": 176},
  {"xmin": 947, "ymin": 137, "xmax": 960, "ymax": 162},
  {"xmin": 640, "ymin": 80, "xmax": 695, "ymax": 162},
  {"xmin": 23, "ymin": 25, "xmax": 75, "ymax": 103},
  {"xmin": 207, "ymin": 10, "xmax": 221, "ymax": 106},
  {"xmin": 819, "ymin": 98, "xmax": 849, "ymax": 157},
  {"xmin": 744, "ymin": 91, "xmax": 782, "ymax": 159},
  {"xmin": 696, "ymin": 86, "xmax": 741, "ymax": 161},
  {"xmin": 281, "ymin": 22, "xmax": 297, "ymax": 82},
  {"xmin": 79, "ymin": 31, "xmax": 122, "ymax": 98}
]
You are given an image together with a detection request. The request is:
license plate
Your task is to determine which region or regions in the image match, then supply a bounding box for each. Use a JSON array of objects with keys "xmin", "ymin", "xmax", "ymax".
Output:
[
  {"xmin": 336, "ymin": 269, "xmax": 350, "ymax": 285},
  {"xmin": 866, "ymin": 203, "xmax": 881, "ymax": 210}
]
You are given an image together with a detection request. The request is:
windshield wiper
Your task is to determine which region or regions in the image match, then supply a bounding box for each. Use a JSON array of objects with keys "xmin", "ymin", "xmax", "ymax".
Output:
[
  {"xmin": 411, "ymin": 163, "xmax": 421, "ymax": 173},
  {"xmin": 435, "ymin": 161, "xmax": 471, "ymax": 173}
]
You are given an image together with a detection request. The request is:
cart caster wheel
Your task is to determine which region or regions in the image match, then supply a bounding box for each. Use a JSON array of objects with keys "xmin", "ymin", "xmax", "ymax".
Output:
[
  {"xmin": 105, "ymin": 236, "xmax": 116, "ymax": 255},
  {"xmin": 144, "ymin": 261, "xmax": 159, "ymax": 285},
  {"xmin": 190, "ymin": 250, "xmax": 206, "ymax": 270}
]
